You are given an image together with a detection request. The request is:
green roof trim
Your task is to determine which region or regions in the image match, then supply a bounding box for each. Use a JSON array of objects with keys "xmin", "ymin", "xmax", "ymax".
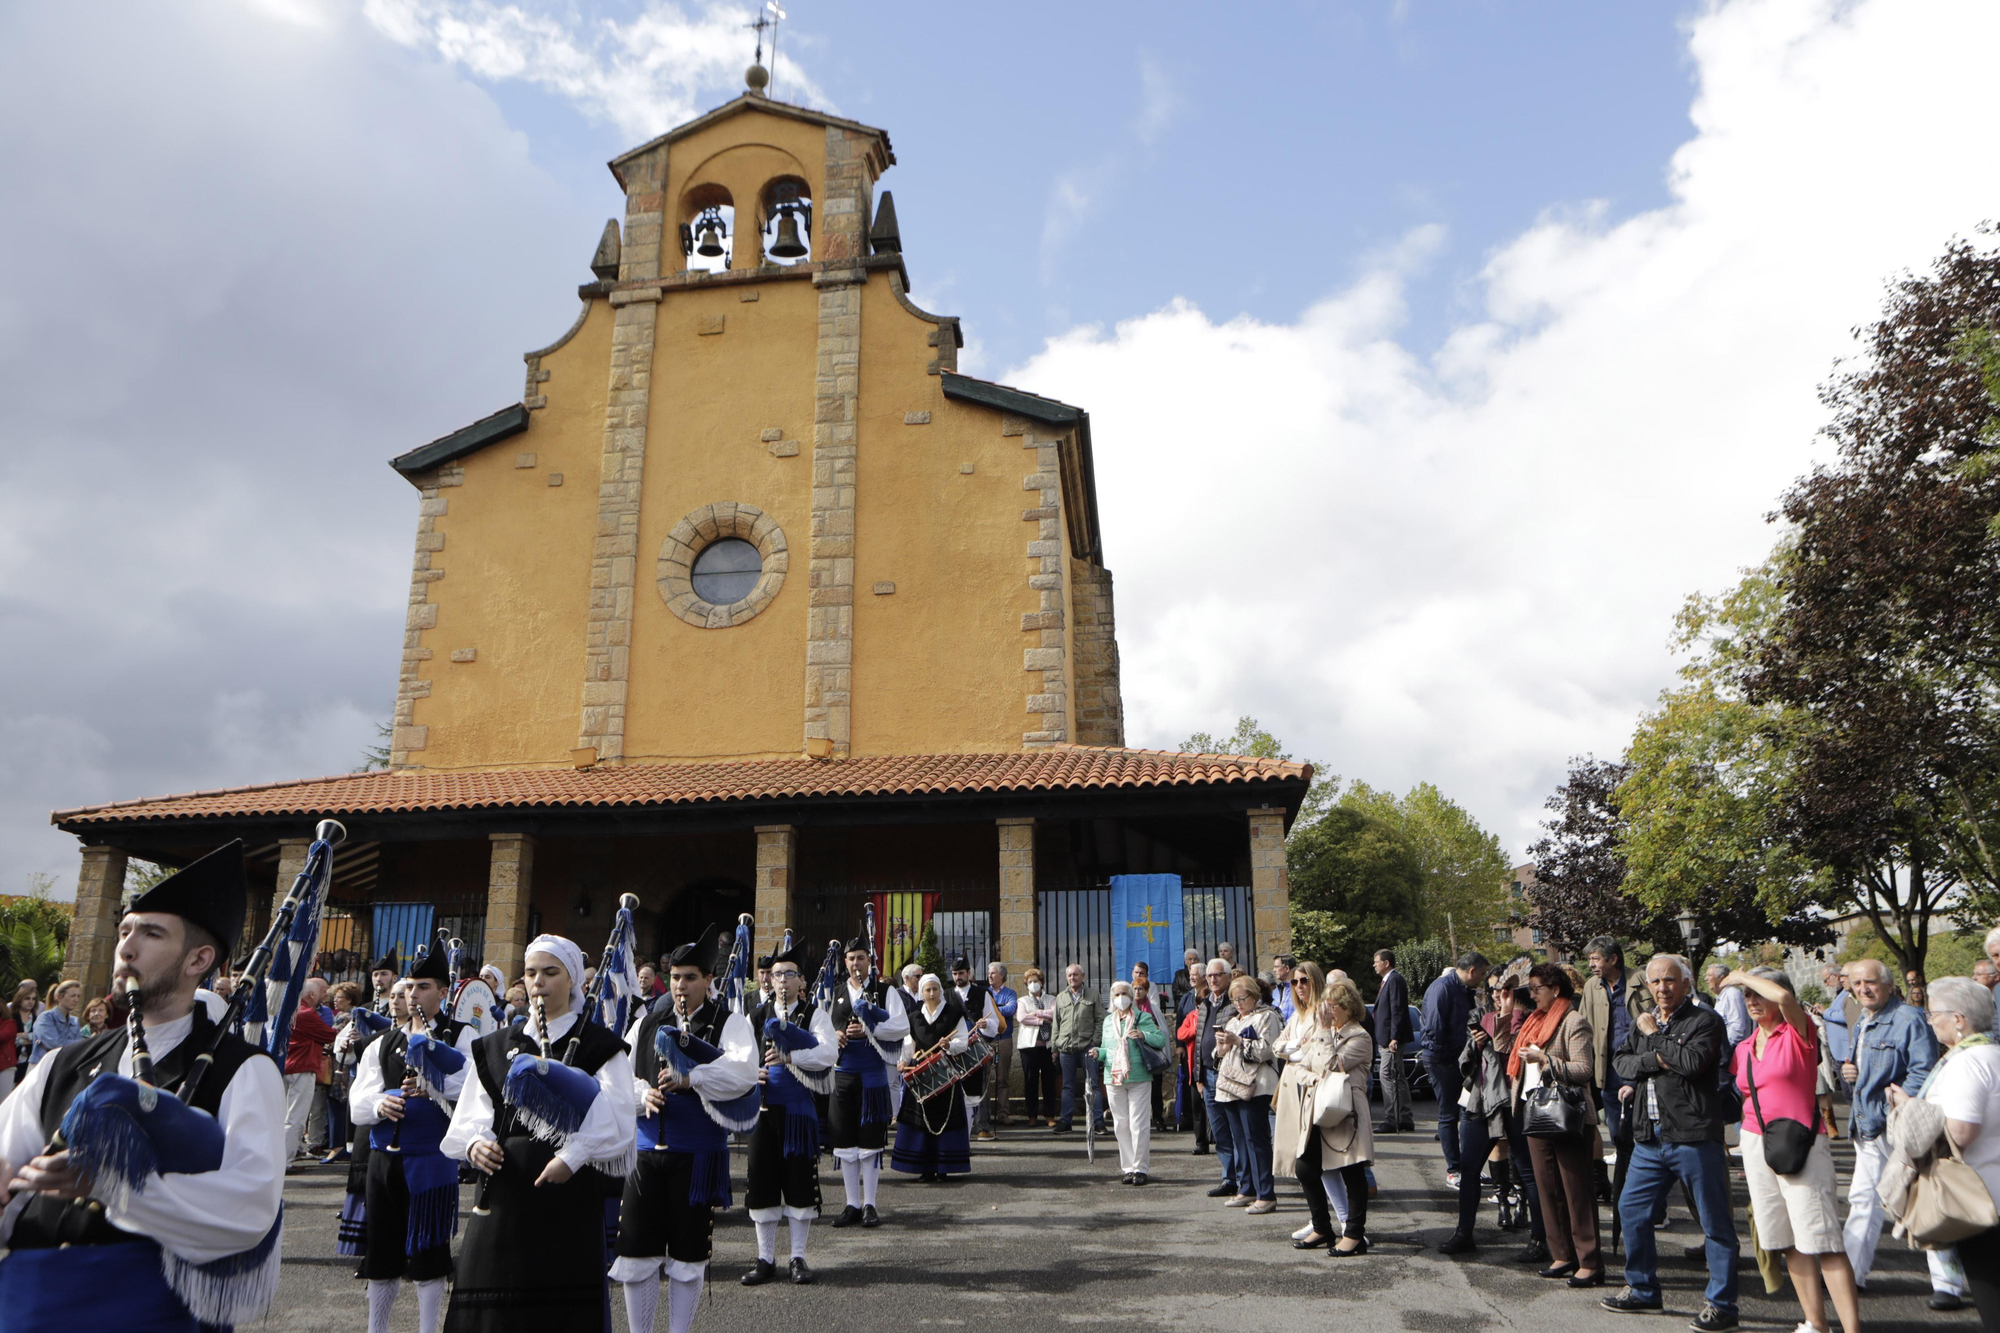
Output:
[
  {"xmin": 390, "ymin": 403, "xmax": 530, "ymax": 477},
  {"xmin": 939, "ymin": 372, "xmax": 1081, "ymax": 424}
]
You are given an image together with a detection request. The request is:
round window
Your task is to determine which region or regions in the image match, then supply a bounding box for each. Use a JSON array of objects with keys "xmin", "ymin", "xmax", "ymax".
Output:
[{"xmin": 690, "ymin": 538, "xmax": 763, "ymax": 605}]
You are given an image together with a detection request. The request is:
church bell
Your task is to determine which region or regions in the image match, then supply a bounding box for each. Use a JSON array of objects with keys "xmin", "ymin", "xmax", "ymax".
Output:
[
  {"xmin": 693, "ymin": 207, "xmax": 727, "ymax": 258},
  {"xmin": 768, "ymin": 206, "xmax": 807, "ymax": 259}
]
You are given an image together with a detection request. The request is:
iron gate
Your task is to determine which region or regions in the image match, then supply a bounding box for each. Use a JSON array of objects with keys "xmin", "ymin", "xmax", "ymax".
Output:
[{"xmin": 1035, "ymin": 881, "xmax": 1253, "ymax": 1006}]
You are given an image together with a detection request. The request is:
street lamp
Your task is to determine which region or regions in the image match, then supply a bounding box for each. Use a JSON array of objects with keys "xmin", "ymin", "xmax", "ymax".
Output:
[{"xmin": 1675, "ymin": 908, "xmax": 1706, "ymax": 961}]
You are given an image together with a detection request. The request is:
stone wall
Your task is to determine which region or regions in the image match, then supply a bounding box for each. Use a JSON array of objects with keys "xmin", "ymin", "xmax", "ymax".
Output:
[{"xmin": 1068, "ymin": 558, "xmax": 1124, "ymax": 746}]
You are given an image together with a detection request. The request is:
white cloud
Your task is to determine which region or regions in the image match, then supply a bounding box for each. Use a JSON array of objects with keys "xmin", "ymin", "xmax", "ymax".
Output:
[
  {"xmin": 362, "ymin": 0, "xmax": 830, "ymax": 141},
  {"xmin": 1007, "ymin": 0, "xmax": 2000, "ymax": 857}
]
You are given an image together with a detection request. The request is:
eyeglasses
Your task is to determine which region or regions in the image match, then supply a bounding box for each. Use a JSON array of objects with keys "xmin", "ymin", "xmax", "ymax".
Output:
[
  {"xmin": 1292, "ymin": 978, "xmax": 1310, "ymax": 987},
  {"xmin": 770, "ymin": 969, "xmax": 801, "ymax": 980}
]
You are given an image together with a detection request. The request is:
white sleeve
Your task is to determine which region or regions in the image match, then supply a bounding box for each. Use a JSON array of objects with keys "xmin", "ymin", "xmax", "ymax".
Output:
[
  {"xmin": 107, "ymin": 1054, "xmax": 287, "ymax": 1265},
  {"xmin": 788, "ymin": 1008, "xmax": 839, "ymax": 1073},
  {"xmin": 441, "ymin": 1055, "xmax": 497, "ymax": 1161},
  {"xmin": 873, "ymin": 988, "xmax": 911, "ymax": 1044},
  {"xmin": 438, "ymin": 1025, "xmax": 478, "ymax": 1104},
  {"xmin": 1934, "ymin": 1058, "xmax": 1992, "ymax": 1125},
  {"xmin": 625, "ymin": 1015, "xmax": 652, "ymax": 1102},
  {"xmin": 0, "ymin": 1054, "xmax": 55, "ymax": 1181},
  {"xmin": 689, "ymin": 1012, "xmax": 759, "ymax": 1101},
  {"xmin": 555, "ymin": 1050, "xmax": 636, "ymax": 1176},
  {"xmin": 947, "ymin": 1017, "xmax": 970, "ymax": 1055},
  {"xmin": 350, "ymin": 1038, "xmax": 388, "ymax": 1126},
  {"xmin": 976, "ymin": 995, "xmax": 1000, "ymax": 1039}
]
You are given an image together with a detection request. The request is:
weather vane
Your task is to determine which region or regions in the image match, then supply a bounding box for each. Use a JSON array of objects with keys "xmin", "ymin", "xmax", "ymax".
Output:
[{"xmin": 747, "ymin": 3, "xmax": 786, "ymax": 98}]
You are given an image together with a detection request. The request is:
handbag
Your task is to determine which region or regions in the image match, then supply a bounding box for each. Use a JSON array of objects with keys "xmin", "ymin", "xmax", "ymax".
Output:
[
  {"xmin": 1901, "ymin": 1133, "xmax": 2000, "ymax": 1247},
  {"xmin": 1312, "ymin": 1069, "xmax": 1354, "ymax": 1129},
  {"xmin": 1522, "ymin": 1079, "xmax": 1587, "ymax": 1139},
  {"xmin": 1744, "ymin": 1035, "xmax": 1818, "ymax": 1176}
]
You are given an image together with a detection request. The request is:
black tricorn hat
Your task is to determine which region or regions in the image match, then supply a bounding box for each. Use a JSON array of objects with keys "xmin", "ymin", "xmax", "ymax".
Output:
[
  {"xmin": 408, "ymin": 942, "xmax": 451, "ymax": 984},
  {"xmin": 950, "ymin": 954, "xmax": 971, "ymax": 971},
  {"xmin": 842, "ymin": 936, "xmax": 869, "ymax": 955},
  {"xmin": 769, "ymin": 939, "xmax": 811, "ymax": 972},
  {"xmin": 127, "ymin": 840, "xmax": 246, "ymax": 955},
  {"xmin": 668, "ymin": 922, "xmax": 721, "ymax": 975},
  {"xmin": 371, "ymin": 952, "xmax": 402, "ymax": 975},
  {"xmin": 756, "ymin": 954, "xmax": 774, "ymax": 970}
]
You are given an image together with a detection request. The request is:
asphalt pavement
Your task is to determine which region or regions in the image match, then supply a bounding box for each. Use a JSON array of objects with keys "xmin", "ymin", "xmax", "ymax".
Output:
[{"xmin": 270, "ymin": 1109, "xmax": 1975, "ymax": 1333}]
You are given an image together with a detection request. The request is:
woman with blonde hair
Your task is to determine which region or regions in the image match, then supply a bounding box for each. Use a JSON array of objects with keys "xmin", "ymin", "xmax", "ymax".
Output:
[
  {"xmin": 29, "ymin": 979, "xmax": 84, "ymax": 1065},
  {"xmin": 1295, "ymin": 976, "xmax": 1376, "ymax": 1254},
  {"xmin": 1275, "ymin": 963, "xmax": 1337, "ymax": 1247},
  {"xmin": 1213, "ymin": 974, "xmax": 1284, "ymax": 1212}
]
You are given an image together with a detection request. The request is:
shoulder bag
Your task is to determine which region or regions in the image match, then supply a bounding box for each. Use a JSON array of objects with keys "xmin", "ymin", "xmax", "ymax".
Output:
[
  {"xmin": 1901, "ymin": 1132, "xmax": 2000, "ymax": 1247},
  {"xmin": 1744, "ymin": 1031, "xmax": 1818, "ymax": 1176},
  {"xmin": 1312, "ymin": 1066, "xmax": 1355, "ymax": 1129},
  {"xmin": 1522, "ymin": 1079, "xmax": 1587, "ymax": 1138}
]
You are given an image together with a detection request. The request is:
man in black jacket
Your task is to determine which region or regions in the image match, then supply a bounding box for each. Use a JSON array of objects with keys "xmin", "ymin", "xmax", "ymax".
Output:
[
  {"xmin": 1371, "ymin": 949, "xmax": 1414, "ymax": 1134},
  {"xmin": 1602, "ymin": 954, "xmax": 1739, "ymax": 1331}
]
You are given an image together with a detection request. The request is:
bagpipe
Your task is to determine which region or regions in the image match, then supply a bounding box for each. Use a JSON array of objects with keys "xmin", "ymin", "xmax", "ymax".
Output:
[
  {"xmin": 757, "ymin": 938, "xmax": 839, "ymax": 1098},
  {"xmin": 651, "ymin": 921, "xmax": 762, "ymax": 1136},
  {"xmin": 47, "ymin": 818, "xmax": 347, "ymax": 1327},
  {"xmin": 387, "ymin": 929, "xmax": 467, "ymax": 1154},
  {"xmin": 474, "ymin": 895, "xmax": 640, "ymax": 1214},
  {"xmin": 718, "ymin": 913, "xmax": 754, "ymax": 1016}
]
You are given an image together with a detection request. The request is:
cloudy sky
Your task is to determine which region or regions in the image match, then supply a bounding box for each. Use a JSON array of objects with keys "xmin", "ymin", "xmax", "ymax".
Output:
[{"xmin": 3, "ymin": 0, "xmax": 1995, "ymax": 896}]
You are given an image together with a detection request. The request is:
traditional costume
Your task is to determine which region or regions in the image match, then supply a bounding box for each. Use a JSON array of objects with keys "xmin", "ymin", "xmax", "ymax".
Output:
[
  {"xmin": 0, "ymin": 841, "xmax": 288, "ymax": 1333},
  {"xmin": 336, "ymin": 953, "xmax": 403, "ymax": 1259},
  {"xmin": 742, "ymin": 940, "xmax": 836, "ymax": 1285},
  {"xmin": 892, "ymin": 978, "xmax": 972, "ymax": 1180},
  {"xmin": 611, "ymin": 927, "xmax": 758, "ymax": 1333},
  {"xmin": 826, "ymin": 937, "xmax": 909, "ymax": 1227},
  {"xmin": 948, "ymin": 957, "xmax": 1001, "ymax": 1134},
  {"xmin": 441, "ymin": 934, "xmax": 636, "ymax": 1333},
  {"xmin": 349, "ymin": 946, "xmax": 479, "ymax": 1333}
]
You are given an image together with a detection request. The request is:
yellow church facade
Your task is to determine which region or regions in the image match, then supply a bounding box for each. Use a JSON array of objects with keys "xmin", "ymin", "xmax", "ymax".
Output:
[{"xmin": 53, "ymin": 90, "xmax": 1306, "ymax": 998}]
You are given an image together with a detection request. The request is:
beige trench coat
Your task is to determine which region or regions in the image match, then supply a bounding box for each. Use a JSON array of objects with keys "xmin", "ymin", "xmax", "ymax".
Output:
[{"xmin": 1273, "ymin": 1017, "xmax": 1375, "ymax": 1174}]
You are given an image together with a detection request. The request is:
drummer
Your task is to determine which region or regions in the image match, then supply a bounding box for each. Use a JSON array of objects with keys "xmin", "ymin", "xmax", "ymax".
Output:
[{"xmin": 891, "ymin": 974, "xmax": 973, "ymax": 1182}]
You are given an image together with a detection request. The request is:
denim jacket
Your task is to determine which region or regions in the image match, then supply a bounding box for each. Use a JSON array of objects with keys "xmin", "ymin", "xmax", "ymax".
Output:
[{"xmin": 1848, "ymin": 994, "xmax": 1938, "ymax": 1139}]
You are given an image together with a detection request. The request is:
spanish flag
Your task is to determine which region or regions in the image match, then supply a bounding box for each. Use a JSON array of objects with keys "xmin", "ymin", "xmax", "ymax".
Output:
[{"xmin": 870, "ymin": 891, "xmax": 939, "ymax": 976}]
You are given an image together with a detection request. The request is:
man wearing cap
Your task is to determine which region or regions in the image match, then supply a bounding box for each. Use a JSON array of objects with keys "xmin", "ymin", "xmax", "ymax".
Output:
[
  {"xmin": 335, "ymin": 949, "xmax": 405, "ymax": 1260},
  {"xmin": 614, "ymin": 926, "xmax": 758, "ymax": 1333},
  {"xmin": 0, "ymin": 840, "xmax": 289, "ymax": 1333},
  {"xmin": 827, "ymin": 935, "xmax": 910, "ymax": 1228},
  {"xmin": 755, "ymin": 956, "xmax": 775, "ymax": 1009},
  {"xmin": 742, "ymin": 939, "xmax": 837, "ymax": 1287},
  {"xmin": 949, "ymin": 956, "xmax": 1002, "ymax": 1140},
  {"xmin": 349, "ymin": 944, "xmax": 479, "ymax": 1333}
]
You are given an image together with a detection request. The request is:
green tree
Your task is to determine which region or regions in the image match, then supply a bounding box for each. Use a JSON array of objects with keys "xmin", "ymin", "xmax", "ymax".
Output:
[
  {"xmin": 1381, "ymin": 936, "xmax": 1454, "ymax": 1002},
  {"xmin": 910, "ymin": 919, "xmax": 945, "ymax": 982},
  {"xmin": 1339, "ymin": 782, "xmax": 1512, "ymax": 943},
  {"xmin": 1285, "ymin": 806, "xmax": 1422, "ymax": 979},
  {"xmin": 1179, "ymin": 717, "xmax": 1338, "ymax": 828},
  {"xmin": 0, "ymin": 874, "xmax": 74, "ymax": 994}
]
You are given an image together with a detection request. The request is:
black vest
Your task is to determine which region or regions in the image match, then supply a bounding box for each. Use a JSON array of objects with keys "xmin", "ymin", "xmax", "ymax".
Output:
[
  {"xmin": 827, "ymin": 979, "xmax": 889, "ymax": 1033},
  {"xmin": 12, "ymin": 1008, "xmax": 269, "ymax": 1250},
  {"xmin": 378, "ymin": 1015, "xmax": 470, "ymax": 1089},
  {"xmin": 473, "ymin": 1015, "xmax": 626, "ymax": 1132},
  {"xmin": 748, "ymin": 997, "xmax": 818, "ymax": 1063},
  {"xmin": 632, "ymin": 997, "xmax": 729, "ymax": 1088},
  {"xmin": 953, "ymin": 980, "xmax": 991, "ymax": 1029},
  {"xmin": 908, "ymin": 997, "xmax": 968, "ymax": 1052}
]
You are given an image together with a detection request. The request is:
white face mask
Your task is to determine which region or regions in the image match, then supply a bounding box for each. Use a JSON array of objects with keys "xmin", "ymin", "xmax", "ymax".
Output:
[
  {"xmin": 1113, "ymin": 994, "xmax": 1133, "ymax": 1012},
  {"xmin": 1028, "ymin": 982, "xmax": 1042, "ymax": 995}
]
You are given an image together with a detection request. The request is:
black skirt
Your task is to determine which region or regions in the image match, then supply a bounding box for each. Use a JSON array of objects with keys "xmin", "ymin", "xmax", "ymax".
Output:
[{"xmin": 442, "ymin": 1133, "xmax": 611, "ymax": 1333}]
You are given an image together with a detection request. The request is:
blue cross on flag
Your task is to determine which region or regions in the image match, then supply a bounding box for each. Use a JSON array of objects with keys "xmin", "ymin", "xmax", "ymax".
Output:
[{"xmin": 1109, "ymin": 874, "xmax": 1183, "ymax": 986}]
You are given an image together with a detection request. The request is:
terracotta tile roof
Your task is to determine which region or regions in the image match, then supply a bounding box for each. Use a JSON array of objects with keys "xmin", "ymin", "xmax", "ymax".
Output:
[{"xmin": 51, "ymin": 746, "xmax": 1313, "ymax": 828}]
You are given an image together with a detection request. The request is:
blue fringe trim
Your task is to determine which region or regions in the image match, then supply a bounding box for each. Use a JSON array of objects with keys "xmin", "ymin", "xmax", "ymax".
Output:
[
  {"xmin": 784, "ymin": 1105, "xmax": 819, "ymax": 1160},
  {"xmin": 860, "ymin": 1083, "xmax": 892, "ymax": 1128},
  {"xmin": 702, "ymin": 1089, "xmax": 762, "ymax": 1134},
  {"xmin": 63, "ymin": 1105, "xmax": 154, "ymax": 1213},
  {"xmin": 503, "ymin": 1057, "xmax": 593, "ymax": 1142},
  {"xmin": 336, "ymin": 1191, "xmax": 368, "ymax": 1257},
  {"xmin": 689, "ymin": 1149, "xmax": 732, "ymax": 1208},
  {"xmin": 161, "ymin": 1208, "xmax": 283, "ymax": 1327},
  {"xmin": 406, "ymin": 1182, "xmax": 459, "ymax": 1254}
]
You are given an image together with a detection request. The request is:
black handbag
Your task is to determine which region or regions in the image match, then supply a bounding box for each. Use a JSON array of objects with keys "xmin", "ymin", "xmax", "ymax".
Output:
[
  {"xmin": 1522, "ymin": 1079, "xmax": 1588, "ymax": 1138},
  {"xmin": 1743, "ymin": 1037, "xmax": 1818, "ymax": 1175}
]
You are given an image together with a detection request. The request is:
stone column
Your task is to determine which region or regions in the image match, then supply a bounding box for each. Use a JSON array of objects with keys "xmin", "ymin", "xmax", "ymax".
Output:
[
  {"xmin": 485, "ymin": 834, "xmax": 536, "ymax": 983},
  {"xmin": 1248, "ymin": 807, "xmax": 1293, "ymax": 967},
  {"xmin": 996, "ymin": 818, "xmax": 1036, "ymax": 981},
  {"xmin": 754, "ymin": 825, "xmax": 797, "ymax": 942},
  {"xmin": 63, "ymin": 846, "xmax": 127, "ymax": 998}
]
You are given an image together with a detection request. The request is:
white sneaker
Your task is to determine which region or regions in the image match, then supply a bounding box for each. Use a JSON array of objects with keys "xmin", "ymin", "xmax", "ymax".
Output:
[
  {"xmin": 1291, "ymin": 1223, "xmax": 1315, "ymax": 1241},
  {"xmin": 1793, "ymin": 1322, "xmax": 1827, "ymax": 1333}
]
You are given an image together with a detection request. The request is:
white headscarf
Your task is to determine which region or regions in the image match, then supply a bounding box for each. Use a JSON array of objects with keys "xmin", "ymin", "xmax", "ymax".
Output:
[
  {"xmin": 919, "ymin": 972, "xmax": 945, "ymax": 1021},
  {"xmin": 525, "ymin": 934, "xmax": 589, "ymax": 1014}
]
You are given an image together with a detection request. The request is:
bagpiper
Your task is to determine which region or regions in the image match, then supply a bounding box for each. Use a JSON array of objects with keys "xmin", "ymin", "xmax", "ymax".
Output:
[
  {"xmin": 336, "ymin": 950, "xmax": 404, "ymax": 1259},
  {"xmin": 441, "ymin": 934, "xmax": 636, "ymax": 1333},
  {"xmin": 742, "ymin": 939, "xmax": 836, "ymax": 1285},
  {"xmin": 350, "ymin": 945, "xmax": 479, "ymax": 1333},
  {"xmin": 612, "ymin": 926, "xmax": 757, "ymax": 1333},
  {"xmin": 826, "ymin": 935, "xmax": 908, "ymax": 1228},
  {"xmin": 0, "ymin": 841, "xmax": 287, "ymax": 1333}
]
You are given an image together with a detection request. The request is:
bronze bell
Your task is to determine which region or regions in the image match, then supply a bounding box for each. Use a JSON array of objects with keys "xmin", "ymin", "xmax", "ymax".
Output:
[
  {"xmin": 695, "ymin": 223, "xmax": 724, "ymax": 258},
  {"xmin": 769, "ymin": 208, "xmax": 807, "ymax": 259}
]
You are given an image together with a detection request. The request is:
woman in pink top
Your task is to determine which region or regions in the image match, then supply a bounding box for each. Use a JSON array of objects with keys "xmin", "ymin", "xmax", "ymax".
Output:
[{"xmin": 1727, "ymin": 966, "xmax": 1861, "ymax": 1333}]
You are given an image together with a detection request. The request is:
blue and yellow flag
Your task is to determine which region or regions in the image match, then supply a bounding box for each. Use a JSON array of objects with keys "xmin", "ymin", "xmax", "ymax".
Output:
[{"xmin": 1110, "ymin": 874, "xmax": 1183, "ymax": 984}]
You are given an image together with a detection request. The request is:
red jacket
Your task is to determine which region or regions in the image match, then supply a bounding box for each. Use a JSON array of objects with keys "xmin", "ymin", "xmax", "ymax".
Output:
[{"xmin": 286, "ymin": 1004, "xmax": 338, "ymax": 1076}]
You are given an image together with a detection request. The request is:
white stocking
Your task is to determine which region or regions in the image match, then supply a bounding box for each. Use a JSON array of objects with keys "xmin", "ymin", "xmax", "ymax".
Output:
[
  {"xmin": 860, "ymin": 1150, "xmax": 882, "ymax": 1206},
  {"xmin": 754, "ymin": 1218, "xmax": 779, "ymax": 1263},
  {"xmin": 839, "ymin": 1155, "xmax": 862, "ymax": 1207},
  {"xmin": 665, "ymin": 1274, "xmax": 703, "ymax": 1333},
  {"xmin": 415, "ymin": 1278, "xmax": 446, "ymax": 1333},
  {"xmin": 788, "ymin": 1215, "xmax": 811, "ymax": 1260},
  {"xmin": 366, "ymin": 1279, "xmax": 398, "ymax": 1333},
  {"xmin": 621, "ymin": 1270, "xmax": 661, "ymax": 1333}
]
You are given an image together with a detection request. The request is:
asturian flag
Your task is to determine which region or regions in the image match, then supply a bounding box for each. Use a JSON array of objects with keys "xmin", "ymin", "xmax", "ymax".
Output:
[
  {"xmin": 249, "ymin": 832, "xmax": 335, "ymax": 1059},
  {"xmin": 1109, "ymin": 874, "xmax": 1182, "ymax": 986},
  {"xmin": 597, "ymin": 901, "xmax": 642, "ymax": 1035}
]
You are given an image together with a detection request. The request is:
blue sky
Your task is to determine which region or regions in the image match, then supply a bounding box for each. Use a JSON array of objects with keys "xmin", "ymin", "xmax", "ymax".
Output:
[{"xmin": 5, "ymin": 0, "xmax": 1997, "ymax": 895}]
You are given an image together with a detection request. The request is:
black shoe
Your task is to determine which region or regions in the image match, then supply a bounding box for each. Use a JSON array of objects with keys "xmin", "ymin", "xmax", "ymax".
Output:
[
  {"xmin": 1329, "ymin": 1236, "xmax": 1370, "ymax": 1256},
  {"xmin": 917, "ymin": 1172, "xmax": 938, "ymax": 1183},
  {"xmin": 1568, "ymin": 1271, "xmax": 1607, "ymax": 1289},
  {"xmin": 1206, "ymin": 1183, "xmax": 1235, "ymax": 1198},
  {"xmin": 1601, "ymin": 1288, "xmax": 1664, "ymax": 1314},
  {"xmin": 1399, "ymin": 1121, "xmax": 1416, "ymax": 1132},
  {"xmin": 1293, "ymin": 1232, "xmax": 1327, "ymax": 1249},
  {"xmin": 1130, "ymin": 1172, "xmax": 1147, "ymax": 1186},
  {"xmin": 1681, "ymin": 1242, "xmax": 1706, "ymax": 1261},
  {"xmin": 740, "ymin": 1259, "xmax": 778, "ymax": 1286},
  {"xmin": 1516, "ymin": 1237, "xmax": 1549, "ymax": 1264},
  {"xmin": 1192, "ymin": 1145, "xmax": 1210, "ymax": 1156},
  {"xmin": 1437, "ymin": 1231, "xmax": 1477, "ymax": 1255},
  {"xmin": 1687, "ymin": 1304, "xmax": 1736, "ymax": 1331},
  {"xmin": 831, "ymin": 1205, "xmax": 862, "ymax": 1228},
  {"xmin": 1374, "ymin": 1122, "xmax": 1398, "ymax": 1134},
  {"xmin": 1538, "ymin": 1261, "xmax": 1579, "ymax": 1279},
  {"xmin": 789, "ymin": 1257, "xmax": 814, "ymax": 1285},
  {"xmin": 1931, "ymin": 1293, "xmax": 1967, "ymax": 1312},
  {"xmin": 1052, "ymin": 1123, "xmax": 1072, "ymax": 1133},
  {"xmin": 861, "ymin": 1205, "xmax": 880, "ymax": 1228},
  {"xmin": 1120, "ymin": 1172, "xmax": 1134, "ymax": 1184}
]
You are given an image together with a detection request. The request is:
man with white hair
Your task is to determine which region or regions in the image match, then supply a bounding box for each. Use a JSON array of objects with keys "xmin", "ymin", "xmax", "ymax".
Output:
[
  {"xmin": 1703, "ymin": 964, "xmax": 1753, "ymax": 1046},
  {"xmin": 1838, "ymin": 957, "xmax": 1963, "ymax": 1310},
  {"xmin": 1984, "ymin": 924, "xmax": 2000, "ymax": 1036}
]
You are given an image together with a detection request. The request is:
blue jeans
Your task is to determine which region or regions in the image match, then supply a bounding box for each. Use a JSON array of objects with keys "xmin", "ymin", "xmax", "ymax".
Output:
[
  {"xmin": 1427, "ymin": 1054, "xmax": 1463, "ymax": 1174},
  {"xmin": 1057, "ymin": 1050, "xmax": 1105, "ymax": 1129},
  {"xmin": 1219, "ymin": 1095, "xmax": 1275, "ymax": 1200},
  {"xmin": 1203, "ymin": 1070, "xmax": 1236, "ymax": 1187},
  {"xmin": 1620, "ymin": 1138, "xmax": 1738, "ymax": 1312},
  {"xmin": 1457, "ymin": 1108, "xmax": 1543, "ymax": 1239}
]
